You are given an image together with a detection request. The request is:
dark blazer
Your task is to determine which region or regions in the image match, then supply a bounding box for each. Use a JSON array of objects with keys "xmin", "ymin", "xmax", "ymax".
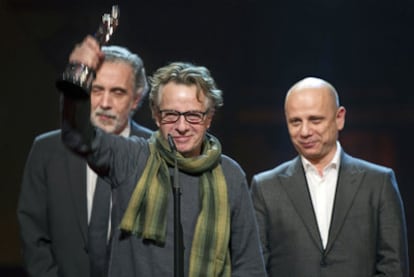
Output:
[
  {"xmin": 251, "ymin": 151, "xmax": 409, "ymax": 277},
  {"xmin": 17, "ymin": 121, "xmax": 151, "ymax": 277}
]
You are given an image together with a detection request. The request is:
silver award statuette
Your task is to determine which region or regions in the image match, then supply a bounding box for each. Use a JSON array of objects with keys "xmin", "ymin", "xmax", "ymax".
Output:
[{"xmin": 56, "ymin": 5, "xmax": 120, "ymax": 96}]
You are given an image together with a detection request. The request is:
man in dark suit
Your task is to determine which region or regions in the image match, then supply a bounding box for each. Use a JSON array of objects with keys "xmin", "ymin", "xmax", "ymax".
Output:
[
  {"xmin": 251, "ymin": 77, "xmax": 409, "ymax": 277},
  {"xmin": 17, "ymin": 45, "xmax": 152, "ymax": 277}
]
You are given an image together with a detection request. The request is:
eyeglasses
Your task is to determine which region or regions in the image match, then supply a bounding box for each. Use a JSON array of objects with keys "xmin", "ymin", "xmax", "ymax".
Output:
[{"xmin": 158, "ymin": 109, "xmax": 209, "ymax": 124}]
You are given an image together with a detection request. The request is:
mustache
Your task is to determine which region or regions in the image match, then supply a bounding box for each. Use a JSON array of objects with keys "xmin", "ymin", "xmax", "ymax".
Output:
[{"xmin": 94, "ymin": 109, "xmax": 117, "ymax": 120}]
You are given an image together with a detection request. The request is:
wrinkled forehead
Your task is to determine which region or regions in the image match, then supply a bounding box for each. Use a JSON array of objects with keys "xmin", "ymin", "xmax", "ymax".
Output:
[
  {"xmin": 285, "ymin": 89, "xmax": 339, "ymax": 120},
  {"xmin": 158, "ymin": 82, "xmax": 210, "ymax": 108}
]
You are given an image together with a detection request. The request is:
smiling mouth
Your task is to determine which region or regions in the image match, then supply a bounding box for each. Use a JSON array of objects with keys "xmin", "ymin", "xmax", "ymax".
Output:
[
  {"xmin": 301, "ymin": 141, "xmax": 316, "ymax": 148},
  {"xmin": 172, "ymin": 135, "xmax": 192, "ymax": 144}
]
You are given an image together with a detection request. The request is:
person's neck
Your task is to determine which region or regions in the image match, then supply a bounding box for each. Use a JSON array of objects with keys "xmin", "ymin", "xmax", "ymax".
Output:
[
  {"xmin": 115, "ymin": 121, "xmax": 131, "ymax": 137},
  {"xmin": 306, "ymin": 146, "xmax": 338, "ymax": 176}
]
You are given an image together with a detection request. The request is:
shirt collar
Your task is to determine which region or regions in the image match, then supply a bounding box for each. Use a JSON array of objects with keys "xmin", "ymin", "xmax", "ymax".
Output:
[
  {"xmin": 119, "ymin": 120, "xmax": 131, "ymax": 138},
  {"xmin": 302, "ymin": 141, "xmax": 342, "ymax": 173}
]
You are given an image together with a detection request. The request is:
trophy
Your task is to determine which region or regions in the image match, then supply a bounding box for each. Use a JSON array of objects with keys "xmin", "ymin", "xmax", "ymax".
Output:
[{"xmin": 56, "ymin": 5, "xmax": 120, "ymax": 96}]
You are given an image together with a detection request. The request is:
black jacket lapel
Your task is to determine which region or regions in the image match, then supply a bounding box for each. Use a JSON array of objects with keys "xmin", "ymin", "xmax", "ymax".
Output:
[
  {"xmin": 66, "ymin": 150, "xmax": 88, "ymax": 245},
  {"xmin": 325, "ymin": 152, "xmax": 363, "ymax": 254},
  {"xmin": 281, "ymin": 157, "xmax": 323, "ymax": 250}
]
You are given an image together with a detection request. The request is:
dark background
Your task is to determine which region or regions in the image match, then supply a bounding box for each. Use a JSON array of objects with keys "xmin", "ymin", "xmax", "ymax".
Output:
[{"xmin": 2, "ymin": 0, "xmax": 413, "ymax": 275}]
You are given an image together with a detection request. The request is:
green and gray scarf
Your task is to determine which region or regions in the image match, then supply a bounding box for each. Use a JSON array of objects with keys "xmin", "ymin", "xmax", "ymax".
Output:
[{"xmin": 120, "ymin": 131, "xmax": 231, "ymax": 276}]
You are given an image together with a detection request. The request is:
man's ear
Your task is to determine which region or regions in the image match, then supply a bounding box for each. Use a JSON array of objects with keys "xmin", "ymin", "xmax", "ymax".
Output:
[
  {"xmin": 152, "ymin": 107, "xmax": 161, "ymax": 127},
  {"xmin": 336, "ymin": 106, "xmax": 346, "ymax": 131},
  {"xmin": 132, "ymin": 90, "xmax": 142, "ymax": 110}
]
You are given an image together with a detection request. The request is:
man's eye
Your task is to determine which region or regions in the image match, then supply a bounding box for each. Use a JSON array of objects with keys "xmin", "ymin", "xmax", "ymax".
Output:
[
  {"xmin": 186, "ymin": 113, "xmax": 202, "ymax": 120},
  {"xmin": 290, "ymin": 120, "xmax": 301, "ymax": 126},
  {"xmin": 165, "ymin": 112, "xmax": 178, "ymax": 117},
  {"xmin": 112, "ymin": 90, "xmax": 125, "ymax": 96},
  {"xmin": 91, "ymin": 91, "xmax": 102, "ymax": 96}
]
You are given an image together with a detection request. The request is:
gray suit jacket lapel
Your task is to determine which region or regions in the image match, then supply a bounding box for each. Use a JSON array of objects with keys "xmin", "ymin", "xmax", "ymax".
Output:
[
  {"xmin": 325, "ymin": 152, "xmax": 363, "ymax": 254},
  {"xmin": 280, "ymin": 157, "xmax": 323, "ymax": 251},
  {"xmin": 66, "ymin": 151, "xmax": 88, "ymax": 245}
]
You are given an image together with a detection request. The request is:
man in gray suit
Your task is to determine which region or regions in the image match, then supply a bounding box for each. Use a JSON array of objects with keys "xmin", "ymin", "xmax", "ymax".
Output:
[
  {"xmin": 251, "ymin": 77, "xmax": 409, "ymax": 277},
  {"xmin": 17, "ymin": 45, "xmax": 152, "ymax": 277}
]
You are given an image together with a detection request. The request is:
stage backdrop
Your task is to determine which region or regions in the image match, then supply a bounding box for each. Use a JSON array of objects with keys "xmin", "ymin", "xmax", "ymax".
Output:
[{"xmin": 2, "ymin": 1, "xmax": 413, "ymax": 275}]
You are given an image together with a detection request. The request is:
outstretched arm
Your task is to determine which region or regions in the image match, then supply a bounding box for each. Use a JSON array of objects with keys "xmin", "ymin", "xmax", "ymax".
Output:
[{"xmin": 59, "ymin": 36, "xmax": 104, "ymax": 155}]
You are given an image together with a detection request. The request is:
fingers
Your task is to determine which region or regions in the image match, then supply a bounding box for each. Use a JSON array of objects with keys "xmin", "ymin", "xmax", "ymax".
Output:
[{"xmin": 69, "ymin": 35, "xmax": 104, "ymax": 70}]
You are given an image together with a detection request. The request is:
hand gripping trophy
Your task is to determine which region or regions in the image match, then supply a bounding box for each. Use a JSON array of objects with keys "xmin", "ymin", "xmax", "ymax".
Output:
[{"xmin": 56, "ymin": 5, "xmax": 119, "ymax": 95}]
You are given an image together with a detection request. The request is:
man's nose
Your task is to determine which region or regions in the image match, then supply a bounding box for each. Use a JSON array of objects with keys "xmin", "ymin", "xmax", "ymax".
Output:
[
  {"xmin": 175, "ymin": 115, "xmax": 190, "ymax": 131},
  {"xmin": 300, "ymin": 122, "xmax": 312, "ymax": 136},
  {"xmin": 100, "ymin": 92, "xmax": 112, "ymax": 108}
]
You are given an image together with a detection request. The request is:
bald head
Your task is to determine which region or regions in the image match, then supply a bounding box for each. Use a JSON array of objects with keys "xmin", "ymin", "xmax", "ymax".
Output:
[{"xmin": 285, "ymin": 77, "xmax": 339, "ymax": 110}]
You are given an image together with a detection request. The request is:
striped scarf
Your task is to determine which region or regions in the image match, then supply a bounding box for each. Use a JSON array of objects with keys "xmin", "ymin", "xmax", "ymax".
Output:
[{"xmin": 120, "ymin": 131, "xmax": 231, "ymax": 276}]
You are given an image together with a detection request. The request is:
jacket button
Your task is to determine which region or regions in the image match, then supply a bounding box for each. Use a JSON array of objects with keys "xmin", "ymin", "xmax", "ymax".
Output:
[{"xmin": 320, "ymin": 258, "xmax": 327, "ymax": 267}]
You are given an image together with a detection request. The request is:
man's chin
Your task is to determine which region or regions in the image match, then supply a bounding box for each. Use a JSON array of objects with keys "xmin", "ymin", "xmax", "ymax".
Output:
[
  {"xmin": 96, "ymin": 124, "xmax": 116, "ymax": 134},
  {"xmin": 175, "ymin": 146, "xmax": 189, "ymax": 156}
]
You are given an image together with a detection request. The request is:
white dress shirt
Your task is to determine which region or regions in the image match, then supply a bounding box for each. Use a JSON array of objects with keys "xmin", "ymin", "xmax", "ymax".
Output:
[
  {"xmin": 301, "ymin": 141, "xmax": 341, "ymax": 249},
  {"xmin": 86, "ymin": 123, "xmax": 131, "ymax": 238}
]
